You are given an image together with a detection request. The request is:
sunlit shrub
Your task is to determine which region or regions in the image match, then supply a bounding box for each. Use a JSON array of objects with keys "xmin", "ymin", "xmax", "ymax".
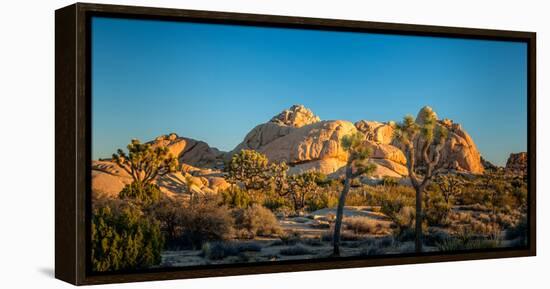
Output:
[{"xmin": 233, "ymin": 204, "xmax": 282, "ymax": 238}]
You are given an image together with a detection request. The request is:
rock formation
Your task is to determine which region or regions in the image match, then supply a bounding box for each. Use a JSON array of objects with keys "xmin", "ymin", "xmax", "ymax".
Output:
[
  {"xmin": 505, "ymin": 152, "xmax": 527, "ymax": 175},
  {"xmin": 151, "ymin": 133, "xmax": 225, "ymax": 169},
  {"xmin": 231, "ymin": 105, "xmax": 408, "ymax": 177},
  {"xmin": 92, "ymin": 104, "xmax": 488, "ymax": 198},
  {"xmin": 390, "ymin": 106, "xmax": 484, "ymax": 174},
  {"xmin": 480, "ymin": 156, "xmax": 499, "ymax": 171},
  {"xmin": 270, "ymin": 104, "xmax": 321, "ymax": 127},
  {"xmin": 91, "ymin": 135, "xmax": 229, "ymax": 198}
]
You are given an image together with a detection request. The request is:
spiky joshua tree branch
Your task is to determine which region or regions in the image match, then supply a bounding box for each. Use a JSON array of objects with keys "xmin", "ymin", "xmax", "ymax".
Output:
[
  {"xmin": 392, "ymin": 107, "xmax": 448, "ymax": 253},
  {"xmin": 332, "ymin": 132, "xmax": 376, "ymax": 256}
]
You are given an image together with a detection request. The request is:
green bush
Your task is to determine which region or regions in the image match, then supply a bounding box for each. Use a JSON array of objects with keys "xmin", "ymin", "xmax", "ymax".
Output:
[
  {"xmin": 91, "ymin": 200, "xmax": 164, "ymax": 272},
  {"xmin": 424, "ymin": 190, "xmax": 452, "ymax": 226},
  {"xmin": 305, "ymin": 188, "xmax": 339, "ymax": 212},
  {"xmin": 233, "ymin": 204, "xmax": 282, "ymax": 238},
  {"xmin": 219, "ymin": 187, "xmax": 253, "ymax": 209},
  {"xmin": 119, "ymin": 181, "xmax": 161, "ymax": 205},
  {"xmin": 378, "ymin": 187, "xmax": 415, "ymax": 230},
  {"xmin": 382, "ymin": 176, "xmax": 400, "ymax": 187}
]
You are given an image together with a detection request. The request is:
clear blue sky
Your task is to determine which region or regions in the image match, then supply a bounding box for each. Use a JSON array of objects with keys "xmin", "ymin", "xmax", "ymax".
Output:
[{"xmin": 91, "ymin": 17, "xmax": 527, "ymax": 166}]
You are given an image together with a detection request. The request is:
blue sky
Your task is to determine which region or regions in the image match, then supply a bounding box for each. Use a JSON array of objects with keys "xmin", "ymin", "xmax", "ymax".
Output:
[{"xmin": 91, "ymin": 17, "xmax": 527, "ymax": 166}]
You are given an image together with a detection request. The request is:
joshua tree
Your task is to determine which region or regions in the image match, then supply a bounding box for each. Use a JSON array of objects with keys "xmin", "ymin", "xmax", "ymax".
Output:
[
  {"xmin": 113, "ymin": 139, "xmax": 178, "ymax": 185},
  {"xmin": 436, "ymin": 174, "xmax": 464, "ymax": 204},
  {"xmin": 112, "ymin": 139, "xmax": 178, "ymax": 204},
  {"xmin": 227, "ymin": 149, "xmax": 271, "ymax": 192},
  {"xmin": 333, "ymin": 132, "xmax": 376, "ymax": 256},
  {"xmin": 283, "ymin": 171, "xmax": 322, "ymax": 213},
  {"xmin": 392, "ymin": 107, "xmax": 448, "ymax": 252}
]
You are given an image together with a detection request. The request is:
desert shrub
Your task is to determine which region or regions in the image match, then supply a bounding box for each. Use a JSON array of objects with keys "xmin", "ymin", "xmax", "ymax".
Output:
[
  {"xmin": 202, "ymin": 242, "xmax": 239, "ymax": 260},
  {"xmin": 176, "ymin": 201, "xmax": 234, "ymax": 249},
  {"xmin": 219, "ymin": 187, "xmax": 253, "ymax": 209},
  {"xmin": 344, "ymin": 217, "xmax": 389, "ymax": 235},
  {"xmin": 382, "ymin": 176, "xmax": 400, "ymax": 187},
  {"xmin": 424, "ymin": 190, "xmax": 452, "ymax": 226},
  {"xmin": 305, "ymin": 188, "xmax": 339, "ymax": 212},
  {"xmin": 378, "ymin": 186, "xmax": 415, "ymax": 231},
  {"xmin": 448, "ymin": 211, "xmax": 473, "ymax": 224},
  {"xmin": 233, "ymin": 204, "xmax": 282, "ymax": 238},
  {"xmin": 321, "ymin": 230, "xmax": 362, "ymax": 242},
  {"xmin": 91, "ymin": 200, "xmax": 164, "ymax": 272},
  {"xmin": 395, "ymin": 227, "xmax": 416, "ymax": 242},
  {"xmin": 279, "ymin": 245, "xmax": 312, "ymax": 256},
  {"xmin": 262, "ymin": 193, "xmax": 290, "ymax": 211},
  {"xmin": 424, "ymin": 228, "xmax": 450, "ymax": 246},
  {"xmin": 280, "ymin": 232, "xmax": 301, "ymax": 245},
  {"xmin": 435, "ymin": 238, "xmax": 463, "ymax": 251},
  {"xmin": 119, "ymin": 181, "xmax": 161, "ymax": 206},
  {"xmin": 147, "ymin": 197, "xmax": 184, "ymax": 248},
  {"xmin": 302, "ymin": 237, "xmax": 324, "ymax": 247},
  {"xmin": 201, "ymin": 241, "xmax": 263, "ymax": 260}
]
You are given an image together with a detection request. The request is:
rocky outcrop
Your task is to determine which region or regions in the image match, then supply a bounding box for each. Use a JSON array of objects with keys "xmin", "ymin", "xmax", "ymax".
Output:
[
  {"xmin": 436, "ymin": 117, "xmax": 484, "ymax": 174},
  {"xmin": 270, "ymin": 104, "xmax": 320, "ymax": 127},
  {"xmin": 91, "ymin": 160, "xmax": 230, "ymax": 199},
  {"xmin": 92, "ymin": 105, "xmax": 489, "ymax": 199},
  {"xmin": 151, "ymin": 133, "xmax": 225, "ymax": 169},
  {"xmin": 354, "ymin": 120, "xmax": 394, "ymax": 145},
  {"xmin": 391, "ymin": 106, "xmax": 484, "ymax": 174},
  {"xmin": 505, "ymin": 152, "xmax": 527, "ymax": 175},
  {"xmin": 232, "ymin": 105, "xmax": 408, "ymax": 177}
]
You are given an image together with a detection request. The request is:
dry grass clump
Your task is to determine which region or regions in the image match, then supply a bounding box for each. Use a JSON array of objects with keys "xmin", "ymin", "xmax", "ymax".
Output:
[
  {"xmin": 321, "ymin": 230, "xmax": 362, "ymax": 242},
  {"xmin": 201, "ymin": 241, "xmax": 262, "ymax": 260},
  {"xmin": 176, "ymin": 203, "xmax": 233, "ymax": 248},
  {"xmin": 344, "ymin": 216, "xmax": 390, "ymax": 235},
  {"xmin": 233, "ymin": 204, "xmax": 282, "ymax": 239}
]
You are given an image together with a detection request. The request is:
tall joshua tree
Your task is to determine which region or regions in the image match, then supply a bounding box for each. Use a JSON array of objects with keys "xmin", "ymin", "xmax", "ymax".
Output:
[
  {"xmin": 333, "ymin": 132, "xmax": 376, "ymax": 256},
  {"xmin": 392, "ymin": 106, "xmax": 448, "ymax": 253},
  {"xmin": 112, "ymin": 139, "xmax": 178, "ymax": 203}
]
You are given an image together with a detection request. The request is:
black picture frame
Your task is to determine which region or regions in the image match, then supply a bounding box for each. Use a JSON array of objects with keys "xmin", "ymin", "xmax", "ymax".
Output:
[{"xmin": 55, "ymin": 2, "xmax": 536, "ymax": 285}]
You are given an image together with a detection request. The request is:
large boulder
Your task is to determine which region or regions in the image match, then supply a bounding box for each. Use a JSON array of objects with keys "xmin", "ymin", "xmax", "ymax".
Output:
[{"xmin": 355, "ymin": 120, "xmax": 394, "ymax": 145}]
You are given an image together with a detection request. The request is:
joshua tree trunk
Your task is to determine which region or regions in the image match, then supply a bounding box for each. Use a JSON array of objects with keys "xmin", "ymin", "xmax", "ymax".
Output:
[
  {"xmin": 414, "ymin": 184, "xmax": 425, "ymax": 253},
  {"xmin": 333, "ymin": 164, "xmax": 352, "ymax": 256}
]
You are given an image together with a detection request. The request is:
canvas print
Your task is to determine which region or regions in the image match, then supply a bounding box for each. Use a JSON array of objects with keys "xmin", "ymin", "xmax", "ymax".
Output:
[{"xmin": 90, "ymin": 16, "xmax": 528, "ymax": 273}]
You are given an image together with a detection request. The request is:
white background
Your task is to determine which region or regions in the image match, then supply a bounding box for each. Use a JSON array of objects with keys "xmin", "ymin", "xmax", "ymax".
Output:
[{"xmin": 0, "ymin": 0, "xmax": 547, "ymax": 288}]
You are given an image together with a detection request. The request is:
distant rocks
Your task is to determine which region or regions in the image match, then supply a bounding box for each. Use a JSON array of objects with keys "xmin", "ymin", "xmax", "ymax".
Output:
[
  {"xmin": 481, "ymin": 156, "xmax": 499, "ymax": 171},
  {"xmin": 91, "ymin": 134, "xmax": 229, "ymax": 198},
  {"xmin": 151, "ymin": 133, "xmax": 225, "ymax": 169},
  {"xmin": 506, "ymin": 152, "xmax": 527, "ymax": 175}
]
